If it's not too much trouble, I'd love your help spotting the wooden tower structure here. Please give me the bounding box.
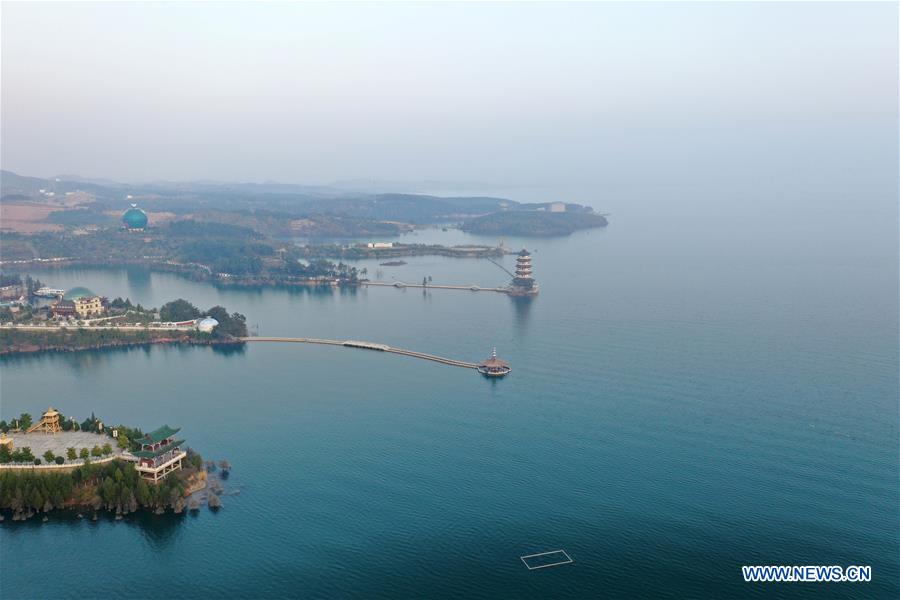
[27,407,62,434]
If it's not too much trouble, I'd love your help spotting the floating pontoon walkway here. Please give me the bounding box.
[240,337,478,369]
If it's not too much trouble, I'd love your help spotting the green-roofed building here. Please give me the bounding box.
[133,425,187,483]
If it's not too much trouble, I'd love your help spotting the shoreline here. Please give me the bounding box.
[0,332,243,357]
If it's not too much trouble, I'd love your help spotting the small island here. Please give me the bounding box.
[0,407,226,521]
[460,208,608,236]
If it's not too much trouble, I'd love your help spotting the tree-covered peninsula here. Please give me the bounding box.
[0,411,209,520]
[0,298,247,355]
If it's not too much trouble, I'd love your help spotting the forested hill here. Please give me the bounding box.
[460,211,609,236]
[1,170,607,237]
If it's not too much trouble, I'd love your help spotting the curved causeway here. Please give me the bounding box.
[240,337,479,369]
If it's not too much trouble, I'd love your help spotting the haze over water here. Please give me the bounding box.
[1,1,898,598]
[2,181,897,597]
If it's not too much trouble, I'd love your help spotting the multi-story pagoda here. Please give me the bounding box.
[508,249,538,295]
[133,425,187,483]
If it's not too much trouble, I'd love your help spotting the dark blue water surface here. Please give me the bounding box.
[1,190,897,598]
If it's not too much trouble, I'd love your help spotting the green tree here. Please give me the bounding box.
[79,447,90,459]
[55,456,65,465]
[0,445,10,464]
[43,450,55,463]
[19,447,34,462]
[67,447,77,461]
[91,445,103,457]
[102,443,113,456]
[18,413,32,430]
[159,299,200,322]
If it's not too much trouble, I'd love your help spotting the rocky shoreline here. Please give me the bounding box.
[0,457,235,522]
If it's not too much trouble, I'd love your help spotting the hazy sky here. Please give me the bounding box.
[1,1,896,189]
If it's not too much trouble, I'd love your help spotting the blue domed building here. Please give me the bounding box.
[123,204,148,230]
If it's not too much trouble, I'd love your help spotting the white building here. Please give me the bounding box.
[196,317,219,333]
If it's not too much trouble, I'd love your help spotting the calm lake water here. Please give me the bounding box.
[1,191,897,598]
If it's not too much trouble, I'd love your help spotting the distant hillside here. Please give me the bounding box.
[460,210,608,236]
[1,170,607,237]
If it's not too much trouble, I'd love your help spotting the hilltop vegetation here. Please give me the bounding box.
[0,223,362,283]
[1,170,608,238]
[460,210,609,236]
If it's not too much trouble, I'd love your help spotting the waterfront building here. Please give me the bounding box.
[51,299,77,318]
[122,203,148,230]
[549,202,566,213]
[477,348,512,377]
[195,317,219,333]
[73,296,105,318]
[27,407,62,434]
[0,284,23,300]
[133,425,187,483]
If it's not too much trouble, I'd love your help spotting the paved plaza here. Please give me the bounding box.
[7,430,123,458]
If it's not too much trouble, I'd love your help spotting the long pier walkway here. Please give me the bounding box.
[362,281,509,293]
[240,337,478,369]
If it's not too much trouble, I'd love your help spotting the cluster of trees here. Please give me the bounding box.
[0,327,156,353]
[0,456,201,516]
[110,424,145,452]
[0,273,22,287]
[0,442,113,466]
[0,273,44,295]
[159,299,201,322]
[159,299,247,338]
[459,210,609,236]
[1,412,35,432]
[1,446,34,464]
[204,306,248,338]
[277,257,363,282]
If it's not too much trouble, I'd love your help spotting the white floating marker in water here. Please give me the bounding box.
[520,550,574,570]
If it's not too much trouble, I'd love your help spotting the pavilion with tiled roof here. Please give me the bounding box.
[477,348,512,377]
[132,425,187,483]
